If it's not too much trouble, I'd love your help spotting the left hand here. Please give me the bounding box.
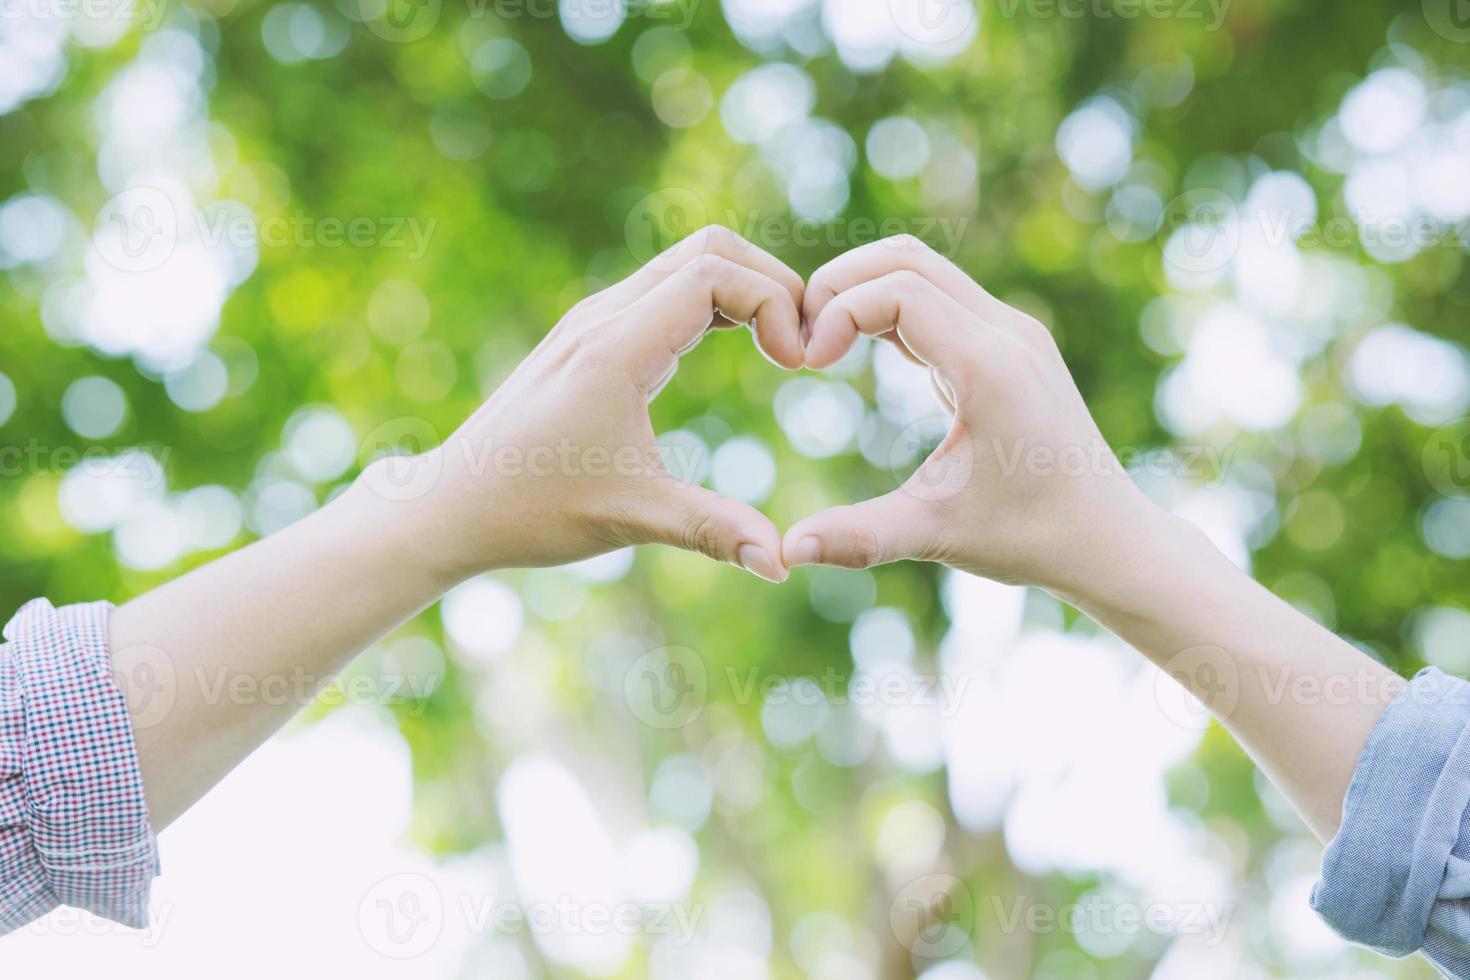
[369,226,806,585]
[782,236,1161,597]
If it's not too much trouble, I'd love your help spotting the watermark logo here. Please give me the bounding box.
[358,873,445,958]
[94,187,178,274]
[1424,0,1470,42]
[890,415,974,503]
[890,873,974,958]
[358,417,444,503]
[360,0,441,42]
[623,645,708,729]
[110,644,178,732]
[890,0,977,48]
[1154,645,1239,729]
[1424,418,1470,499]
[625,188,710,272]
[1158,188,1239,278]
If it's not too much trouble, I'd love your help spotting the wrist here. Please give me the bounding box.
[345,452,486,593]
[1047,501,1221,620]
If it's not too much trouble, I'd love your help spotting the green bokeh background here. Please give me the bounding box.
[2,0,1467,976]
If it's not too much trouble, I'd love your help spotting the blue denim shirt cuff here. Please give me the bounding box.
[1311,667,1470,962]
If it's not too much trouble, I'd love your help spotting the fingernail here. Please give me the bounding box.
[788,536,822,567]
[737,544,786,584]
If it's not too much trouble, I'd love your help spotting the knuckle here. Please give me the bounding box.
[848,521,884,569]
[684,252,730,281]
[890,233,928,255]
[562,294,603,326]
[681,509,725,561]
[1014,313,1053,344]
[888,268,930,295]
[697,224,739,252]
[563,324,611,364]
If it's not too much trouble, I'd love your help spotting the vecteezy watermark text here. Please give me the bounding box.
[992,0,1231,30]
[358,0,699,44]
[622,645,969,730]
[111,642,442,731]
[357,873,703,959]
[356,423,713,503]
[989,894,1234,946]
[1153,648,1441,731]
[1,0,169,30]
[0,441,173,481]
[888,874,1234,960]
[19,900,176,947]
[94,187,437,274]
[625,190,972,267]
[989,437,1235,485]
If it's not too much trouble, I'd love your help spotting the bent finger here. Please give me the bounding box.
[615,254,804,387]
[639,482,788,584]
[804,235,1011,328]
[804,270,1005,397]
[589,225,805,322]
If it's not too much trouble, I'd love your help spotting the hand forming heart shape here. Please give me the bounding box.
[379,225,1155,599]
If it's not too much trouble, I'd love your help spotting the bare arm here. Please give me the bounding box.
[785,235,1401,841]
[1055,509,1401,840]
[111,227,805,830]
[108,481,452,828]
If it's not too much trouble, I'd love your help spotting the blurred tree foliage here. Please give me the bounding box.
[1,0,1467,976]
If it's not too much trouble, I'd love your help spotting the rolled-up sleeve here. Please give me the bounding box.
[1312,666,1470,977]
[0,599,160,935]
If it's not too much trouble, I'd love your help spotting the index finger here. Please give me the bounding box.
[593,225,805,322]
[805,235,1011,329]
[614,254,804,389]
[805,270,1011,401]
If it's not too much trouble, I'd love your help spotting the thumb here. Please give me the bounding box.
[641,483,789,584]
[782,493,936,570]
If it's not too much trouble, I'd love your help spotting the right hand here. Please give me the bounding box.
[783,236,1165,597]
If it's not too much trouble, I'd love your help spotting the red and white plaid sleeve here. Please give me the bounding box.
[0,599,160,935]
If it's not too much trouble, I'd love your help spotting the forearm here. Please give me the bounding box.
[788,239,1407,843]
[104,232,804,833]
[1057,507,1404,841]
[108,477,456,829]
